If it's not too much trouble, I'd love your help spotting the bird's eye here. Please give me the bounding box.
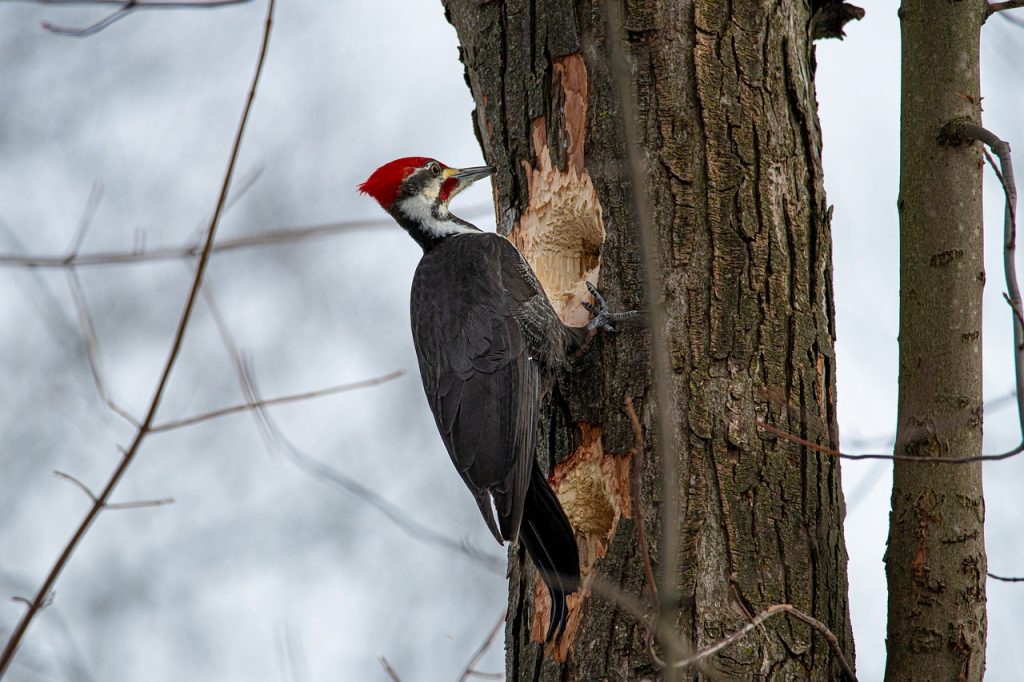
[429,163,442,176]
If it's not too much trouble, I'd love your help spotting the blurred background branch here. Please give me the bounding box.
[0,0,276,673]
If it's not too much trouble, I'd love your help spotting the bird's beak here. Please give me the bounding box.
[447,165,495,184]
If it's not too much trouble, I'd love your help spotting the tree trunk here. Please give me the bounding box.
[885,2,987,680]
[444,1,853,678]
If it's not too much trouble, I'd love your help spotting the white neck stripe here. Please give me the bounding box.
[396,195,477,238]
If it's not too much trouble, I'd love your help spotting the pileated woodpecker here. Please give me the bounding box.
[359,157,632,641]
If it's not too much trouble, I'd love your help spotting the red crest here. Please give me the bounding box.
[358,157,435,208]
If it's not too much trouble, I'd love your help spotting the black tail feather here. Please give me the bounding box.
[520,461,580,643]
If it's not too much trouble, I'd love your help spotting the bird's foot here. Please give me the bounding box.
[583,282,641,333]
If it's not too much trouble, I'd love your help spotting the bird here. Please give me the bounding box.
[358,156,635,641]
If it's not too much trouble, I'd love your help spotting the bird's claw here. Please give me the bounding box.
[584,281,640,333]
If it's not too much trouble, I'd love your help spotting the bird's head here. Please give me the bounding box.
[358,157,494,220]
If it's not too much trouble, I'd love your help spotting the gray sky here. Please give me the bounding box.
[1,1,1022,680]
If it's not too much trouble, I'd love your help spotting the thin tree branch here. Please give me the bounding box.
[54,467,174,509]
[939,122,1022,458]
[270,414,504,573]
[668,604,856,681]
[12,0,250,5]
[0,205,490,270]
[62,184,140,425]
[758,420,1024,463]
[998,10,1024,26]
[64,268,140,426]
[603,2,687,671]
[196,277,504,574]
[378,657,402,682]
[988,572,1024,583]
[0,1,275,674]
[66,182,103,257]
[0,218,387,268]
[51,470,98,503]
[457,610,506,681]
[42,5,135,36]
[103,497,175,510]
[988,1,1024,16]
[149,371,404,433]
[624,396,657,608]
[14,0,255,37]
[624,395,667,668]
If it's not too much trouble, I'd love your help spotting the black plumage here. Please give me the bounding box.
[411,232,583,640]
[360,158,591,642]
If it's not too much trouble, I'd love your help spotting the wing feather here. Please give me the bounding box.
[411,233,542,543]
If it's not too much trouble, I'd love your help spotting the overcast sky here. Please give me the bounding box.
[1,1,1022,680]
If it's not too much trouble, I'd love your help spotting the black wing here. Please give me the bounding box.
[410,232,544,544]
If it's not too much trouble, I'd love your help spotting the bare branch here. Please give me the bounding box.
[104,497,175,510]
[17,0,250,5]
[935,122,1021,462]
[378,656,402,682]
[16,0,256,37]
[149,371,404,433]
[998,10,1024,26]
[0,218,385,268]
[758,420,1024,463]
[457,610,506,682]
[669,603,856,680]
[52,470,98,503]
[602,3,687,670]
[0,1,276,673]
[42,6,135,36]
[988,572,1024,583]
[272,418,504,573]
[195,275,504,574]
[624,396,657,608]
[0,205,490,270]
[64,268,140,426]
[67,182,103,257]
[988,1,1024,16]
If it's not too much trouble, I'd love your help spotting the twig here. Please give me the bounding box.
[0,205,491,269]
[758,421,1024,463]
[55,468,173,509]
[378,656,402,682]
[998,10,1024,26]
[271,415,504,573]
[457,610,506,681]
[197,281,281,450]
[988,1,1024,16]
[0,1,276,674]
[24,0,255,37]
[624,396,665,667]
[769,123,1020,467]
[64,268,140,426]
[16,0,250,5]
[603,2,687,670]
[668,604,856,681]
[103,498,175,510]
[196,279,504,574]
[52,470,98,503]
[623,397,658,608]
[42,6,134,36]
[149,371,404,433]
[0,218,385,268]
[988,572,1024,583]
[940,122,1022,456]
[66,182,103,257]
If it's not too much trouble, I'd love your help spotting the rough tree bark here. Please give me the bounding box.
[444,1,854,678]
[885,1,987,680]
